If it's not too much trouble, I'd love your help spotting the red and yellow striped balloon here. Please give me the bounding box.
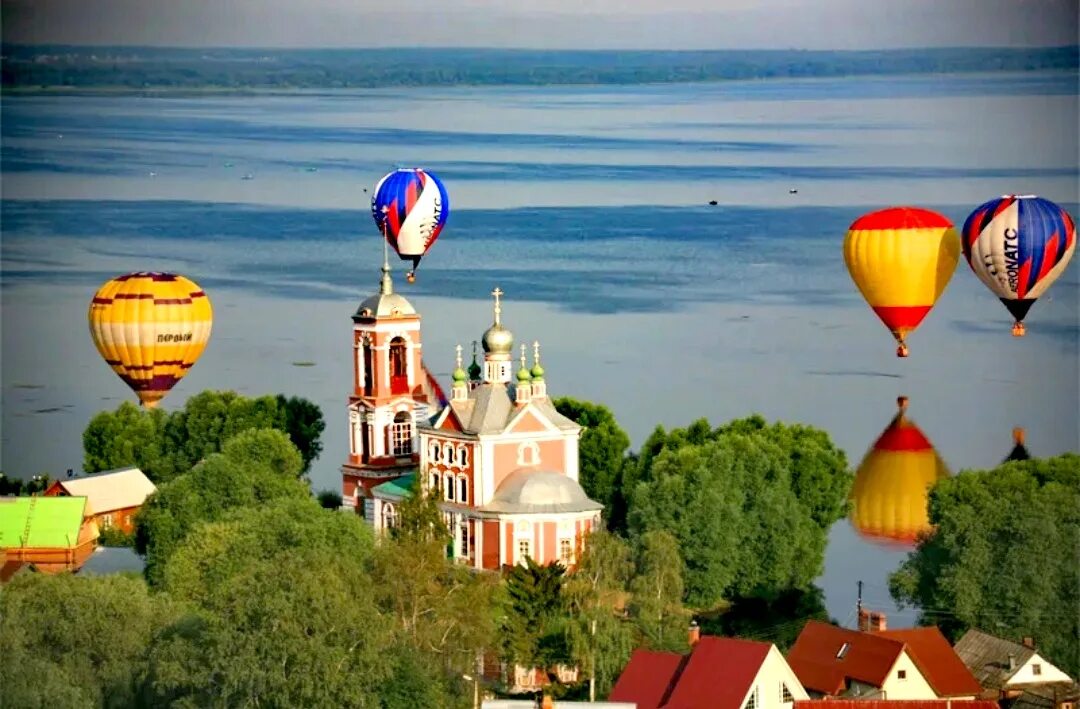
[849,397,950,548]
[88,272,213,408]
[843,207,960,357]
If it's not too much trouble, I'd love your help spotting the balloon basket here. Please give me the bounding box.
[896,344,909,358]
[1011,322,1025,337]
[406,272,416,284]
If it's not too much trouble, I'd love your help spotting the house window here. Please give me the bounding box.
[1032,664,1042,676]
[897,670,907,680]
[391,412,412,456]
[443,443,453,465]
[389,336,408,389]
[428,440,438,461]
[383,504,396,529]
[744,686,759,709]
[458,446,468,467]
[459,477,468,504]
[781,684,794,703]
[836,643,850,659]
[362,342,374,394]
[460,520,469,557]
[429,471,439,492]
[559,539,573,565]
[518,539,531,564]
[445,474,455,501]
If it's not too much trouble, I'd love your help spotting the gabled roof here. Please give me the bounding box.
[664,637,773,709]
[788,621,906,695]
[954,629,1038,690]
[877,628,983,697]
[0,496,91,548]
[608,649,686,709]
[443,383,579,436]
[58,467,156,514]
[609,637,775,709]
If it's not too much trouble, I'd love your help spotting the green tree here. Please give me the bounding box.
[135,428,310,586]
[0,572,180,709]
[553,397,631,526]
[563,530,636,700]
[700,586,831,651]
[146,500,390,708]
[629,530,690,652]
[317,489,344,509]
[83,401,171,480]
[503,557,571,675]
[162,390,283,474]
[276,394,326,475]
[628,431,826,608]
[890,454,1080,677]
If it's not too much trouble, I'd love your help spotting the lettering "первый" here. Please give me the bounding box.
[157,333,194,343]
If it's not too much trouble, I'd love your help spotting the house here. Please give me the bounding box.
[793,700,999,709]
[954,629,1074,699]
[787,620,940,700]
[44,466,156,533]
[609,631,809,709]
[873,628,983,698]
[0,496,99,580]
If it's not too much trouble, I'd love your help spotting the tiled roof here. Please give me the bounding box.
[787,621,905,695]
[60,467,156,514]
[664,637,772,709]
[609,637,774,709]
[877,628,983,697]
[608,649,685,709]
[954,629,1036,690]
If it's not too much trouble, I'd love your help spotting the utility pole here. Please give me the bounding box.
[856,580,863,629]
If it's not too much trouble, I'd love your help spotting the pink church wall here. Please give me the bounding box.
[492,439,567,491]
[544,522,556,565]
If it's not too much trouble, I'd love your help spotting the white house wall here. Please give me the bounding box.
[741,645,810,709]
[1007,654,1073,686]
[881,650,938,700]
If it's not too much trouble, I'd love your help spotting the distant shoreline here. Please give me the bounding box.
[3,44,1076,92]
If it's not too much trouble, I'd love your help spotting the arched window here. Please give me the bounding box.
[444,473,455,501]
[517,441,540,467]
[442,443,453,465]
[389,337,408,393]
[428,440,438,462]
[458,476,468,504]
[390,411,412,456]
[458,446,469,467]
[429,470,440,492]
[383,503,396,529]
[362,341,374,394]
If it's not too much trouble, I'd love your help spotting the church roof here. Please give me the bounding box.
[480,469,602,514]
[372,473,416,501]
[353,291,416,320]
[445,383,579,436]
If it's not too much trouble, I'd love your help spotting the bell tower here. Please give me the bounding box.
[341,259,430,521]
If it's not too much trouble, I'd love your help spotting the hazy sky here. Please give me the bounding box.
[2,0,1078,49]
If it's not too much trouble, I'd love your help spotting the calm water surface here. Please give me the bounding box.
[2,72,1077,625]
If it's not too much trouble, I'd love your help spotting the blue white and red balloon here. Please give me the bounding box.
[371,168,449,283]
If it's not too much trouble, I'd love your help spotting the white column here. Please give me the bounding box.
[475,518,484,570]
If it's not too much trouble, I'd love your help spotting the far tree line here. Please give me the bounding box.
[1,389,1075,707]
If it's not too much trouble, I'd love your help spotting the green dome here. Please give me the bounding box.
[452,367,468,383]
[530,364,545,380]
[516,366,532,382]
[467,358,482,380]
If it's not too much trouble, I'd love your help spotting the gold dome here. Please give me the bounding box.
[481,286,513,355]
[482,323,513,354]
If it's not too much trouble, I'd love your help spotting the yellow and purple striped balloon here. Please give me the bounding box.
[88,272,213,408]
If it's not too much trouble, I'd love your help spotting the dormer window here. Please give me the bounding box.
[837,643,850,659]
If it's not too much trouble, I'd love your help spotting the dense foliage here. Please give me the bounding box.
[890,454,1080,677]
[553,397,631,526]
[83,391,325,482]
[626,416,851,608]
[3,45,1077,90]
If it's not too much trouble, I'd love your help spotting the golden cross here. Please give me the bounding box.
[492,287,504,325]
[455,344,463,370]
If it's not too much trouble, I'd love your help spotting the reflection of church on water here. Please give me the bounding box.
[340,259,602,571]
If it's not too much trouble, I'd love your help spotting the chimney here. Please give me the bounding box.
[1008,654,1017,671]
[871,611,887,632]
[858,608,870,632]
[689,620,701,647]
[1022,636,1035,649]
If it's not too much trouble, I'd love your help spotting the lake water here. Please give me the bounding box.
[2,72,1077,626]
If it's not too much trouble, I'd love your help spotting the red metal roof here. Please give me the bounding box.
[664,637,773,709]
[795,700,1000,709]
[876,628,983,697]
[787,621,906,695]
[609,649,685,709]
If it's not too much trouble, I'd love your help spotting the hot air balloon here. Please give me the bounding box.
[371,168,449,283]
[849,396,950,548]
[88,272,213,408]
[1003,427,1031,463]
[961,195,1075,337]
[843,207,960,357]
